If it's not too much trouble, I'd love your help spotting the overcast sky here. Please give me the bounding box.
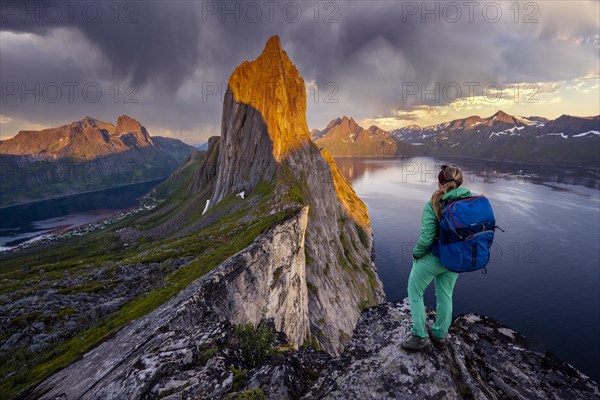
[1,0,598,144]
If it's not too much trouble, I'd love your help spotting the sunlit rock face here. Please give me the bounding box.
[211,36,311,205]
[208,35,384,354]
[0,114,194,207]
[313,116,403,157]
[0,115,157,159]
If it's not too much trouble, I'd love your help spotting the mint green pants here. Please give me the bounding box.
[407,252,459,338]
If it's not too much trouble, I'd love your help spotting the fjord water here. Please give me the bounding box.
[335,156,600,382]
[0,178,164,249]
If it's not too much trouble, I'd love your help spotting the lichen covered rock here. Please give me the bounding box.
[303,300,600,400]
[27,207,311,400]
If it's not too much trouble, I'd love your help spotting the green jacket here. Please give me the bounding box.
[412,187,472,259]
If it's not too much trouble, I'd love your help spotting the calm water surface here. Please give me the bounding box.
[0,179,164,249]
[1,159,598,380]
[336,156,600,382]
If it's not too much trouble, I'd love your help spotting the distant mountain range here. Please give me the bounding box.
[312,116,415,157]
[312,111,600,166]
[0,115,195,207]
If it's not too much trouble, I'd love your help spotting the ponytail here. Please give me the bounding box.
[431,165,463,220]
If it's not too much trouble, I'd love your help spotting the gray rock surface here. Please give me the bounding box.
[26,207,310,400]
[29,291,600,400]
[210,87,278,206]
[205,35,385,356]
[285,142,386,355]
[303,300,600,400]
[0,259,187,356]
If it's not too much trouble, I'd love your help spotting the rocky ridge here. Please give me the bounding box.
[303,300,600,400]
[311,111,599,165]
[205,35,385,354]
[25,285,600,399]
[392,111,600,165]
[26,208,311,399]
[0,115,195,207]
[0,115,161,159]
[312,116,413,157]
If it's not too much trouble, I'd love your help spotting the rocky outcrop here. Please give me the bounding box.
[205,35,384,355]
[210,36,311,205]
[26,207,311,400]
[227,36,311,162]
[189,136,221,195]
[208,206,310,348]
[304,300,600,400]
[280,141,385,355]
[113,114,153,147]
[29,292,600,399]
[320,148,370,228]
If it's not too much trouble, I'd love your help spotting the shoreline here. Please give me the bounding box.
[0,202,155,255]
[332,154,600,171]
[0,177,166,210]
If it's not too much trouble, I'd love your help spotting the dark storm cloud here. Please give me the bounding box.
[1,1,598,142]
[1,0,201,91]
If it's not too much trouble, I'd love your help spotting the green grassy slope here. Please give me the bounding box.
[0,151,294,398]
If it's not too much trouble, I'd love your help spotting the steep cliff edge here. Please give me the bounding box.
[304,300,600,400]
[207,35,384,354]
[27,208,311,399]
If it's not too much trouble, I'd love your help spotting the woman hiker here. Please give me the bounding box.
[401,164,471,353]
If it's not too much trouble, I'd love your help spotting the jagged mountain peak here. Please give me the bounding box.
[341,115,359,126]
[492,110,510,118]
[314,116,407,157]
[324,116,364,133]
[204,36,384,355]
[210,35,313,204]
[0,115,163,159]
[114,114,153,146]
[226,35,310,162]
[326,117,343,129]
[367,125,387,135]
[489,110,518,124]
[70,115,114,132]
[115,114,143,133]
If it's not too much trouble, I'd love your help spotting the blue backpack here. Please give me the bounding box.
[430,195,502,273]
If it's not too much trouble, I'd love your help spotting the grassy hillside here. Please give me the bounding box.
[0,150,295,398]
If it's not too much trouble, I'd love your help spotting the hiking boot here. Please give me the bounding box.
[430,334,448,350]
[427,327,449,350]
[401,334,432,353]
